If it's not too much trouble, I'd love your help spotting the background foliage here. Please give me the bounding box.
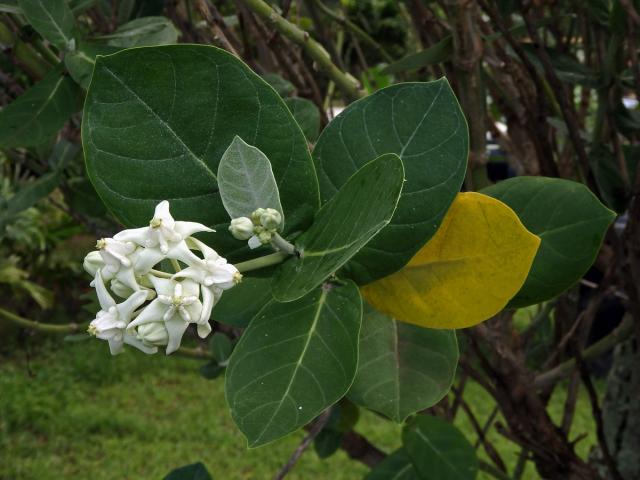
[1,1,639,479]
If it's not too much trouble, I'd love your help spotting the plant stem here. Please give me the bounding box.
[0,306,88,334]
[235,252,289,273]
[149,269,173,279]
[176,346,213,359]
[239,0,364,100]
[310,0,393,64]
[270,233,298,256]
[170,259,181,272]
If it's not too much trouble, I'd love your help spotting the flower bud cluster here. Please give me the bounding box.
[83,201,241,356]
[228,207,282,249]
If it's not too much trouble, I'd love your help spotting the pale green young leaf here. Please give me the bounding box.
[217,136,283,223]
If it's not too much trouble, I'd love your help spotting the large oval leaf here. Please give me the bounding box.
[348,306,458,423]
[18,0,75,51]
[83,45,318,253]
[272,153,404,302]
[362,192,540,329]
[225,280,362,447]
[483,177,616,307]
[0,65,81,148]
[313,79,468,284]
[403,416,478,480]
[365,449,420,480]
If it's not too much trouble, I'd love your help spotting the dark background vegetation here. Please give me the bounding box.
[1,1,639,479]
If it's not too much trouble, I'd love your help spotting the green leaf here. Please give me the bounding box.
[0,1,21,14]
[483,177,615,308]
[210,333,232,363]
[314,428,343,459]
[284,97,320,142]
[365,449,420,480]
[589,144,630,213]
[348,306,458,423]
[164,462,212,480]
[96,16,179,47]
[18,0,75,51]
[0,65,81,148]
[382,37,453,75]
[272,153,404,302]
[64,42,118,89]
[225,280,362,447]
[313,79,468,284]
[403,416,478,480]
[262,73,295,97]
[217,136,283,223]
[83,45,319,256]
[213,276,273,328]
[0,172,60,230]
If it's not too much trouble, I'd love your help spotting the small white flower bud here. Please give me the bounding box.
[83,251,104,276]
[260,208,282,230]
[229,217,254,240]
[110,279,134,299]
[251,208,267,225]
[137,322,169,347]
[258,229,273,244]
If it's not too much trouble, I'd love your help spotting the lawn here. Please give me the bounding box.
[0,339,598,480]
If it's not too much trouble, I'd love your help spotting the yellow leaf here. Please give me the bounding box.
[361,192,540,329]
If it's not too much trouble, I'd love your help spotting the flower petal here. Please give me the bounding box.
[116,290,148,321]
[165,318,189,354]
[124,334,158,355]
[175,221,214,238]
[128,300,167,328]
[94,271,116,310]
[197,321,212,338]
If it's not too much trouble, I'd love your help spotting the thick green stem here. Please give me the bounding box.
[0,306,87,334]
[239,0,364,100]
[235,252,289,273]
[270,233,297,256]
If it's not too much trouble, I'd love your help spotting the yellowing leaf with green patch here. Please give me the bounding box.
[362,192,540,329]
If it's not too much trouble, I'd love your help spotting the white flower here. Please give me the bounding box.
[115,201,213,253]
[136,321,169,347]
[175,238,241,323]
[114,201,213,273]
[229,217,254,240]
[83,251,103,276]
[96,237,136,272]
[87,271,156,356]
[128,277,205,354]
[88,238,142,292]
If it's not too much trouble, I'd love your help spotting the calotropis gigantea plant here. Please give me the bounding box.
[81,44,614,473]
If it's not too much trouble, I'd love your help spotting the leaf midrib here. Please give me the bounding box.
[251,289,328,445]
[101,64,218,183]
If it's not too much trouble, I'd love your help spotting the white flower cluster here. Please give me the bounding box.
[229,207,282,249]
[83,201,241,356]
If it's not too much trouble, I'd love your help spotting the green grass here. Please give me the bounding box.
[0,340,599,480]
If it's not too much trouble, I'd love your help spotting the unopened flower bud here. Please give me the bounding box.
[83,251,105,276]
[258,229,272,244]
[229,217,254,240]
[137,322,169,347]
[251,208,267,225]
[110,279,134,299]
[260,208,282,230]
